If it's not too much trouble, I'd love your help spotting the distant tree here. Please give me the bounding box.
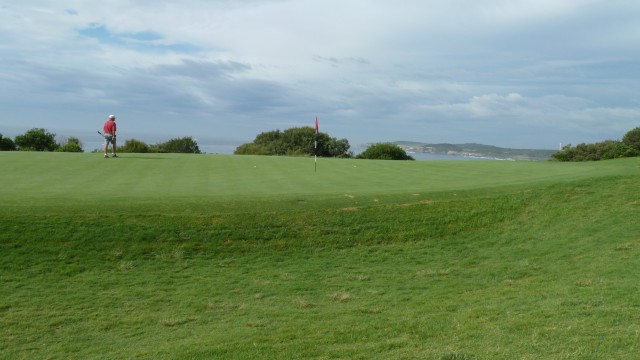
[119,139,150,153]
[57,136,84,152]
[155,137,201,154]
[235,127,352,157]
[0,133,16,151]
[622,127,640,153]
[356,143,415,160]
[14,128,59,151]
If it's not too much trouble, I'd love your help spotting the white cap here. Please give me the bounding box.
[108,114,116,119]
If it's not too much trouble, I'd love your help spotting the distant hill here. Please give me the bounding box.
[392,141,557,161]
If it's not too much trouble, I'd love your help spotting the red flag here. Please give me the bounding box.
[315,116,318,134]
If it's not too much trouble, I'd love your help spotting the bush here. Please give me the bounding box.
[14,128,59,151]
[551,140,637,161]
[234,143,271,155]
[154,137,201,154]
[235,127,352,157]
[57,137,84,152]
[118,139,150,153]
[115,137,202,154]
[0,133,16,151]
[356,143,415,160]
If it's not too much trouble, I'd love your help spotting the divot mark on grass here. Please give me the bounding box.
[416,269,450,277]
[117,261,135,271]
[160,317,196,327]
[441,353,477,360]
[615,243,633,251]
[294,298,315,309]
[330,292,352,302]
[347,273,370,281]
[110,249,123,260]
[361,307,384,314]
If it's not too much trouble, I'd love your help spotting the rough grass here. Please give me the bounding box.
[1,153,640,359]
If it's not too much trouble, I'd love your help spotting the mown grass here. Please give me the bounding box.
[1,153,640,359]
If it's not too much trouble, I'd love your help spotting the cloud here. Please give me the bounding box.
[153,59,251,80]
[313,55,370,67]
[1,1,640,151]
[403,92,640,147]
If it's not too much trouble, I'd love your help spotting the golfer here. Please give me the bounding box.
[103,114,117,158]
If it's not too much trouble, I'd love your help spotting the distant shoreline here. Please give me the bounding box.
[360,142,557,161]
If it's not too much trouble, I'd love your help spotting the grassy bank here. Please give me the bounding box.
[1,153,639,359]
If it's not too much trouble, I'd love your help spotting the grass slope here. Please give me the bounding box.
[1,153,640,359]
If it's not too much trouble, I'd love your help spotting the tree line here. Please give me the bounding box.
[0,128,201,154]
[551,127,640,161]
[0,126,419,160]
[117,137,201,154]
[234,126,414,160]
[0,128,82,152]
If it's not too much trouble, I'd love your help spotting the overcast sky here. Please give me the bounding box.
[2,1,639,151]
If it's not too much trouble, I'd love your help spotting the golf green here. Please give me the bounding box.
[2,152,636,205]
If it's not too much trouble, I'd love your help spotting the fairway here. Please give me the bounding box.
[2,153,640,359]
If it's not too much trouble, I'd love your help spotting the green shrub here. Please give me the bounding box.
[233,143,271,155]
[155,136,201,154]
[57,137,84,152]
[235,127,352,157]
[0,133,16,151]
[14,128,59,151]
[551,140,637,161]
[356,143,415,160]
[118,139,150,153]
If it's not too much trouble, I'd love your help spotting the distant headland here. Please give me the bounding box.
[362,142,557,161]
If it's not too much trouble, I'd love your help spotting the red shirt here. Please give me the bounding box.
[103,119,116,135]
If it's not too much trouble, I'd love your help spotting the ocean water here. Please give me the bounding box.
[408,152,491,161]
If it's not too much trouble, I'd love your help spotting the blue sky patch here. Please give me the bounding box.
[78,24,199,54]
